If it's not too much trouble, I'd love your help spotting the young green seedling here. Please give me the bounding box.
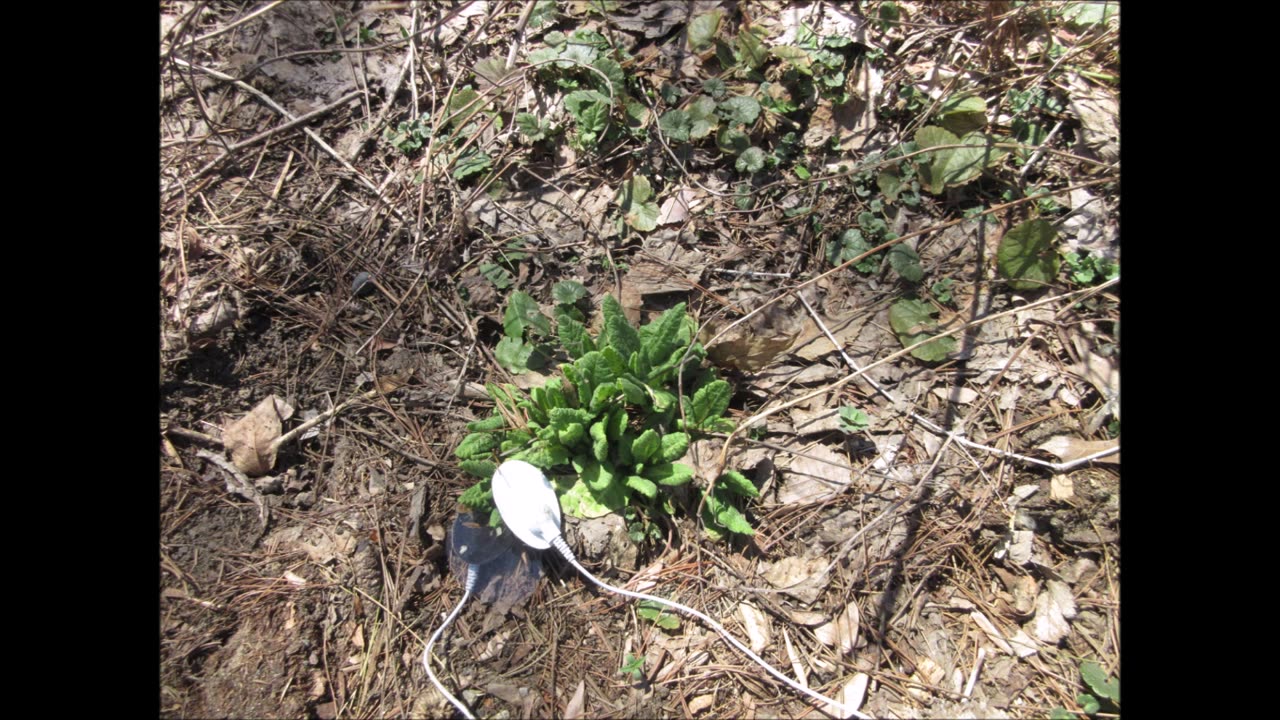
[489,460,865,718]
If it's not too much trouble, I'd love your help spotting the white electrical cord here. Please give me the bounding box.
[423,565,479,720]
[549,535,867,719]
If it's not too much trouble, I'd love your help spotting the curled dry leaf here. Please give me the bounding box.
[223,395,294,477]
[814,600,861,656]
[737,602,771,654]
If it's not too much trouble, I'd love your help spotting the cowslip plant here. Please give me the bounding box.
[456,291,758,539]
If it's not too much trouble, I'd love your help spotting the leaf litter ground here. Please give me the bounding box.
[161,2,1119,718]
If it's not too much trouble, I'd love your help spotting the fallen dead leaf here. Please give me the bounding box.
[563,679,586,720]
[687,694,716,714]
[1050,474,1074,501]
[760,556,828,604]
[786,609,828,626]
[781,628,808,688]
[657,187,701,226]
[776,443,852,505]
[223,395,294,476]
[969,610,1014,655]
[1026,580,1076,644]
[790,397,844,435]
[824,673,870,719]
[738,602,771,654]
[1036,435,1120,465]
[931,387,979,405]
[815,600,861,656]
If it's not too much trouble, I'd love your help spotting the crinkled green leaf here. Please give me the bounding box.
[458,479,493,508]
[601,298,642,361]
[557,474,624,518]
[558,314,595,359]
[549,407,594,429]
[515,112,547,141]
[998,219,1060,291]
[467,415,506,432]
[645,462,694,486]
[687,10,723,52]
[558,422,586,447]
[513,440,570,469]
[717,469,758,498]
[715,501,754,535]
[455,432,497,459]
[914,125,1008,193]
[582,459,616,492]
[631,429,660,463]
[606,407,628,441]
[691,379,731,426]
[659,432,689,463]
[625,474,658,499]
[459,459,496,479]
[590,382,620,413]
[590,420,609,462]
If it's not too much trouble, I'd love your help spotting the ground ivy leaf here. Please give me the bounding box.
[718,95,761,126]
[736,146,766,174]
[888,244,924,282]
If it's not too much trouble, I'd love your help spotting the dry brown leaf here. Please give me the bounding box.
[1036,435,1120,465]
[657,187,701,225]
[969,610,1014,655]
[790,398,844,435]
[815,600,861,656]
[737,602,771,654]
[687,694,716,714]
[824,673,870,718]
[223,395,294,476]
[776,443,852,506]
[563,679,586,720]
[780,628,808,688]
[760,556,828,604]
[1050,474,1074,501]
[931,387,979,405]
[786,609,828,626]
[1026,580,1076,644]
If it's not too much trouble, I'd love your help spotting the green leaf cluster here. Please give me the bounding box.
[457,291,756,539]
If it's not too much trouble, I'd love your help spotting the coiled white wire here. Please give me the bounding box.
[549,535,867,719]
[422,565,479,720]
